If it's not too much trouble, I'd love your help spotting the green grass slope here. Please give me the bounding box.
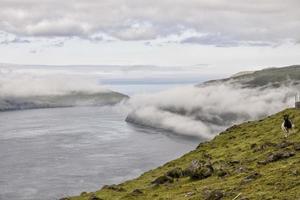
[67,108,300,200]
[203,65,300,88]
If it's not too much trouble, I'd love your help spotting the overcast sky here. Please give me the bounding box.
[0,0,300,74]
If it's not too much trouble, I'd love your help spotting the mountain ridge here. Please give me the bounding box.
[201,65,300,88]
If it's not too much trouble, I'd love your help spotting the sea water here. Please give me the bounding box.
[0,84,200,200]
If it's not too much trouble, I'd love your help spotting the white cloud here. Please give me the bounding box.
[0,0,299,46]
[0,68,109,97]
[126,83,296,138]
[24,19,90,37]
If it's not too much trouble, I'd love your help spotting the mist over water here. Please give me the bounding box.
[0,68,128,111]
[126,83,296,139]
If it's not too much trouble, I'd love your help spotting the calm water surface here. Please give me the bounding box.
[0,106,199,200]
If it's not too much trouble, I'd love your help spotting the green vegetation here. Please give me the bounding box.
[203,65,300,88]
[66,108,300,200]
[237,65,300,87]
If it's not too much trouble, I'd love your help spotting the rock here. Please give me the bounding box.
[131,189,143,196]
[293,143,300,151]
[183,160,203,176]
[189,166,213,180]
[243,172,261,183]
[59,198,71,200]
[276,141,293,149]
[253,145,266,152]
[184,191,196,197]
[204,190,224,200]
[253,142,276,152]
[269,151,295,161]
[235,166,250,173]
[166,167,184,178]
[258,151,295,165]
[184,160,214,180]
[151,175,173,185]
[101,184,126,192]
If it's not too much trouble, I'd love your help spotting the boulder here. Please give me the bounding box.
[276,141,293,149]
[243,172,262,183]
[189,166,213,180]
[204,190,224,200]
[183,160,203,176]
[184,160,214,180]
[268,151,295,162]
[151,175,173,185]
[235,166,250,174]
[258,151,295,165]
[253,142,276,152]
[184,191,196,197]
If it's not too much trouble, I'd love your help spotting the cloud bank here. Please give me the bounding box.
[0,0,300,46]
[126,83,296,139]
[0,63,218,86]
[0,69,109,97]
[0,67,128,111]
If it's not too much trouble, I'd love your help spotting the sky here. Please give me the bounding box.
[1,0,300,74]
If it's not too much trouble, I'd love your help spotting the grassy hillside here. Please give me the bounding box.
[65,108,300,200]
[203,65,300,88]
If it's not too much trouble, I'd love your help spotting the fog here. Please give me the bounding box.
[1,64,297,139]
[126,82,296,139]
[0,70,109,97]
[0,68,127,111]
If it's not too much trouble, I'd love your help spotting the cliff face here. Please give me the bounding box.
[69,108,300,200]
